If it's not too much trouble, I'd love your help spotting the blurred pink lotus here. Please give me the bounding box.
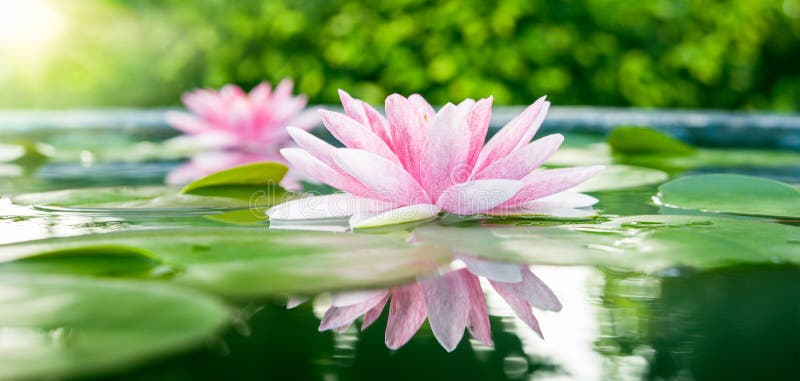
[164,80,317,188]
[166,80,318,153]
[268,91,602,229]
[298,258,560,352]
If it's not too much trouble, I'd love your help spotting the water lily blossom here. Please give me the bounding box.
[166,79,318,152]
[297,260,561,352]
[268,91,603,229]
[164,80,317,188]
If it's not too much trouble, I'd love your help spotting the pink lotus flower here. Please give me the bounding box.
[296,258,560,352]
[164,80,317,189]
[268,91,603,229]
[166,80,318,153]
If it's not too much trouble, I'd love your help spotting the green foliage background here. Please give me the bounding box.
[2,0,800,109]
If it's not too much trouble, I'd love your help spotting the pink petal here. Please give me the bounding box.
[334,148,429,206]
[220,84,246,99]
[459,254,522,283]
[420,269,471,352]
[408,94,436,122]
[362,294,389,331]
[226,97,253,133]
[266,193,394,220]
[499,166,604,208]
[332,290,388,307]
[363,104,392,144]
[466,97,493,170]
[286,108,321,131]
[419,103,472,199]
[319,291,389,331]
[338,89,368,125]
[182,90,224,120]
[386,283,427,349]
[436,179,522,215]
[286,127,340,167]
[493,268,562,312]
[472,96,550,175]
[490,280,543,338]
[385,94,427,180]
[248,82,272,105]
[488,191,599,218]
[271,96,308,126]
[272,79,295,104]
[339,89,391,144]
[280,148,371,196]
[475,134,564,180]
[165,112,213,135]
[463,271,493,347]
[319,109,399,163]
[350,204,441,229]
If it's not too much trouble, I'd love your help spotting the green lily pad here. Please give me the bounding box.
[181,161,288,195]
[607,127,695,156]
[0,245,165,278]
[0,228,452,297]
[11,185,289,211]
[0,275,228,380]
[204,209,270,225]
[621,149,800,172]
[11,186,168,208]
[572,165,669,192]
[656,174,800,218]
[413,215,800,273]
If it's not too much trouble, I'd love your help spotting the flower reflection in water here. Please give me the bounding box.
[293,256,561,352]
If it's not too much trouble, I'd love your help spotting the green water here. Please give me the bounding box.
[1,129,799,381]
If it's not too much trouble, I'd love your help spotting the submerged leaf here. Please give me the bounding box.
[0,244,163,278]
[657,174,800,218]
[0,275,228,380]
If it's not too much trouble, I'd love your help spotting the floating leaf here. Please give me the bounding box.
[181,161,288,194]
[204,208,269,225]
[607,127,694,156]
[11,186,168,208]
[621,149,800,172]
[0,275,228,380]
[573,165,669,192]
[656,174,800,218]
[0,244,163,277]
[0,228,452,297]
[413,215,800,273]
[11,185,289,212]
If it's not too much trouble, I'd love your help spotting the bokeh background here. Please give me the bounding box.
[2,0,800,109]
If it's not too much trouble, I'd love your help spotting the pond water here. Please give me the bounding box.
[1,124,799,381]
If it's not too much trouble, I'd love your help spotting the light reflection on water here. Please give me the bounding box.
[0,198,130,244]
